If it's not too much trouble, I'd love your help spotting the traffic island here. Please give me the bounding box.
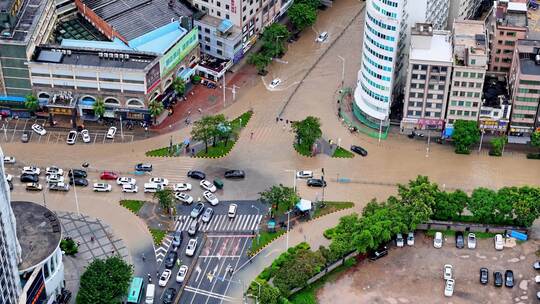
[146,145,184,157]
[332,146,354,158]
[119,200,144,214]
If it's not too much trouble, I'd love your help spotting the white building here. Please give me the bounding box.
[448,0,483,29]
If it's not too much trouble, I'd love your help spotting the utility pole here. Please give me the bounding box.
[222,72,226,108]
[478,129,485,152]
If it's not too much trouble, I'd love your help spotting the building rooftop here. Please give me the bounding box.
[515,39,540,75]
[11,201,61,271]
[482,75,509,107]
[196,14,242,39]
[80,0,192,41]
[0,0,48,43]
[410,31,452,63]
[53,15,108,44]
[527,3,540,33]
[453,20,487,53]
[519,58,540,75]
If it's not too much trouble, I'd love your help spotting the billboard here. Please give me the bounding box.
[160,28,199,76]
[145,62,161,93]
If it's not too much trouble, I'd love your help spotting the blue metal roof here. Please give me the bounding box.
[218,19,233,33]
[0,96,26,103]
[61,38,132,51]
[128,21,187,54]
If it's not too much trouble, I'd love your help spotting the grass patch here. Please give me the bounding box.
[231,110,253,128]
[332,146,354,158]
[146,145,184,157]
[149,228,167,246]
[473,232,497,239]
[294,143,312,157]
[249,229,286,255]
[120,200,144,214]
[314,201,354,218]
[425,230,496,239]
[196,140,235,157]
[288,258,357,304]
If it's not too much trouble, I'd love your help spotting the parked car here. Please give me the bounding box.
[480,267,489,284]
[117,177,136,185]
[20,173,38,183]
[93,183,112,192]
[203,191,219,206]
[164,252,178,269]
[494,234,504,251]
[315,31,328,42]
[173,183,192,192]
[187,221,199,236]
[81,129,91,143]
[467,233,477,249]
[46,166,63,176]
[185,238,198,256]
[176,265,189,283]
[22,166,41,175]
[21,131,29,143]
[202,207,214,223]
[31,123,46,135]
[444,279,455,297]
[68,169,87,178]
[26,183,42,191]
[135,163,153,172]
[66,130,77,145]
[433,232,443,248]
[350,145,368,156]
[368,245,388,261]
[106,126,117,139]
[296,170,313,179]
[224,170,245,179]
[407,232,415,246]
[158,270,172,287]
[187,170,206,180]
[190,203,205,218]
[443,264,453,280]
[455,231,464,249]
[46,174,64,184]
[143,182,163,193]
[269,78,282,89]
[395,233,404,247]
[175,192,193,204]
[200,179,217,192]
[228,203,238,218]
[494,271,503,287]
[149,177,168,186]
[122,184,138,193]
[307,178,326,187]
[505,270,514,288]
[3,156,15,164]
[69,178,88,187]
[49,182,70,191]
[100,171,119,180]
[162,288,176,304]
[172,231,183,248]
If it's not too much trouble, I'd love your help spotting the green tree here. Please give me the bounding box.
[395,176,438,229]
[288,3,317,32]
[259,184,299,214]
[272,247,326,295]
[511,186,540,227]
[468,188,499,224]
[60,237,78,255]
[93,97,105,118]
[292,116,322,152]
[261,23,290,58]
[153,189,174,213]
[191,115,216,153]
[24,94,39,113]
[432,190,469,221]
[76,256,133,304]
[248,52,272,75]
[211,114,227,147]
[531,130,540,150]
[489,136,506,156]
[172,77,186,97]
[452,120,480,154]
[258,280,281,304]
[147,99,164,124]
[295,0,320,9]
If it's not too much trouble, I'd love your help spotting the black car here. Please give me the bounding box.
[69,178,88,187]
[162,287,177,304]
[494,271,503,287]
[504,270,514,288]
[351,145,368,156]
[20,173,38,183]
[368,245,388,261]
[187,170,206,180]
[135,163,153,172]
[455,231,464,249]
[68,169,87,178]
[307,178,326,187]
[224,170,245,179]
[480,267,489,284]
[164,251,178,269]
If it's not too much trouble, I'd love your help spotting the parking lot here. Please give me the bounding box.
[317,233,539,304]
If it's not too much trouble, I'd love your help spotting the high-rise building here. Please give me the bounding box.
[447,0,483,29]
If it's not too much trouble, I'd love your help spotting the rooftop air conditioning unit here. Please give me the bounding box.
[125,54,129,60]
[67,50,72,56]
[103,53,108,58]
[119,54,124,59]
[114,53,119,59]
[98,52,103,57]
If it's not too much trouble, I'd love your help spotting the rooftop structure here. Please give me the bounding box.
[453,20,488,64]
[0,0,48,42]
[409,24,452,63]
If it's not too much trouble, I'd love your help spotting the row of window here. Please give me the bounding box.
[366,23,395,42]
[363,42,393,62]
[363,53,392,72]
[409,92,444,100]
[512,113,536,119]
[454,71,484,79]
[449,100,479,108]
[453,81,482,89]
[518,88,540,94]
[365,31,394,52]
[449,110,478,117]
[407,110,442,118]
[516,96,539,103]
[379,0,398,8]
[514,105,538,111]
[361,82,389,103]
[366,11,396,31]
[519,80,540,86]
[451,90,481,98]
[362,71,389,92]
[373,2,397,18]
[412,65,448,73]
[408,101,443,109]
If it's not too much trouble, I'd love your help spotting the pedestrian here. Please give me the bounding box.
[77,241,81,247]
[276,117,279,123]
[282,125,286,132]
[156,271,160,278]
[90,236,95,242]
[250,131,254,139]
[198,108,202,113]
[286,119,289,124]
[142,253,146,262]
[111,249,115,255]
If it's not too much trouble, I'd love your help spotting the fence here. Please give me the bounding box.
[416,220,528,235]
[338,88,389,140]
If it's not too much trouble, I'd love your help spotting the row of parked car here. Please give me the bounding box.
[432,231,504,251]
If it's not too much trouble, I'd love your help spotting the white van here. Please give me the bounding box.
[145,283,155,304]
[144,182,163,193]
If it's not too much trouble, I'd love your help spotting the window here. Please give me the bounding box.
[470,72,476,78]
[472,102,478,107]
[467,92,473,97]
[457,110,463,115]
[434,112,441,117]
[474,92,480,98]
[217,41,223,46]
[450,100,457,106]
[217,49,223,55]
[476,83,482,88]
[477,73,483,79]
[455,71,461,77]
[454,81,459,86]
[471,111,477,116]
[465,101,471,107]
[450,110,455,115]
[204,28,210,33]
[226,4,229,9]
[217,1,221,6]
[198,25,202,31]
[204,36,210,42]
[464,111,470,116]
[226,14,230,19]
[458,101,464,106]
[217,11,221,16]
[205,45,210,51]
[426,103,432,108]
[462,72,469,77]
[471,59,476,65]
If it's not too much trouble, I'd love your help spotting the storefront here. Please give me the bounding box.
[479,119,508,134]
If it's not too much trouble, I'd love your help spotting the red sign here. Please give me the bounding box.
[231,0,236,13]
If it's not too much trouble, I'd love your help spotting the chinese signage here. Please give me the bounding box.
[160,28,199,76]
[145,62,161,93]
[479,119,508,131]
[231,0,236,13]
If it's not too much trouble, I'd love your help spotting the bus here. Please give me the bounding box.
[127,277,144,303]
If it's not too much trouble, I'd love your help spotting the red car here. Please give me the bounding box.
[100,171,118,180]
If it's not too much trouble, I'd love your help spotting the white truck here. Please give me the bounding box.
[49,182,70,191]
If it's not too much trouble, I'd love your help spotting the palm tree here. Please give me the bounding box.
[24,94,39,113]
[148,99,164,124]
[93,97,105,118]
[172,77,186,97]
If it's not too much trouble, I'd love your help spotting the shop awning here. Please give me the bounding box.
[177,68,195,81]
[296,199,312,212]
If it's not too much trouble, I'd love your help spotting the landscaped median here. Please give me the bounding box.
[146,145,184,157]
[332,146,354,158]
[149,228,167,246]
[119,200,144,214]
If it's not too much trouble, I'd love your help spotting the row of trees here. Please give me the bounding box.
[452,119,509,156]
[190,114,237,153]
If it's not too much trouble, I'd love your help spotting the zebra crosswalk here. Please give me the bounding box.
[175,214,263,233]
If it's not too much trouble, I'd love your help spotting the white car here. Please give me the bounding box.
[22,166,41,175]
[176,265,189,283]
[467,233,476,249]
[200,180,216,192]
[93,183,112,192]
[494,234,504,251]
[5,174,13,182]
[269,78,282,89]
[158,269,172,287]
[106,126,117,139]
[535,275,540,284]
[149,177,168,186]
[186,238,198,256]
[46,167,63,176]
[46,174,64,184]
[407,232,415,246]
[81,129,91,143]
[173,183,192,192]
[444,279,455,297]
[116,177,136,185]
[31,124,46,136]
[228,203,237,218]
[396,233,404,247]
[296,170,313,179]
[203,190,219,206]
[434,232,443,248]
[175,192,194,204]
[66,130,77,145]
[443,264,453,280]
[122,184,138,193]
[3,156,15,164]
[315,31,328,42]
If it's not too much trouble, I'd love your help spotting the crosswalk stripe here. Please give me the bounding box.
[181,217,193,231]
[216,216,228,231]
[237,215,247,230]
[241,214,252,231]
[233,215,244,231]
[225,217,234,230]
[250,215,262,231]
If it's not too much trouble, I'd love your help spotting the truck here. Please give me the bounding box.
[49,182,70,191]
